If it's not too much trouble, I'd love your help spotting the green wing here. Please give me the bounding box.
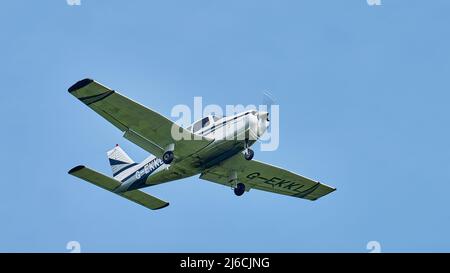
[200,154,336,201]
[68,79,212,159]
[68,165,169,210]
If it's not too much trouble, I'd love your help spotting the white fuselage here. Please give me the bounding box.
[191,110,269,141]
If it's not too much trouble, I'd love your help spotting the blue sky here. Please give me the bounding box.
[1,0,450,252]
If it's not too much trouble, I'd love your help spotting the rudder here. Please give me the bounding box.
[107,145,138,178]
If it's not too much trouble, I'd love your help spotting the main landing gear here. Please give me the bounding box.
[162,143,175,164]
[230,171,246,197]
[162,151,174,164]
[243,139,254,161]
[234,182,246,196]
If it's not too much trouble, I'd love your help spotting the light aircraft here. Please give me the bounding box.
[68,79,336,210]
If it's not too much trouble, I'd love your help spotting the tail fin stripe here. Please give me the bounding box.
[113,162,138,177]
[109,158,131,166]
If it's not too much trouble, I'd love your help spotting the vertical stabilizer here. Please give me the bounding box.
[107,145,137,179]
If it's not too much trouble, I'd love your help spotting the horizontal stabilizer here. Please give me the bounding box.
[68,165,169,210]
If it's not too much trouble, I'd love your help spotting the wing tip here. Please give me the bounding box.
[154,202,170,210]
[308,185,337,201]
[68,165,85,174]
[68,78,94,93]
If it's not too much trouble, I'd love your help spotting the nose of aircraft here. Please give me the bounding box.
[256,111,270,137]
[257,111,269,122]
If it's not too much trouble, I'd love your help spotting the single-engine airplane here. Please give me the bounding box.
[68,79,336,210]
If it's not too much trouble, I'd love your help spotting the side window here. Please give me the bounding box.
[193,117,210,133]
[202,117,210,128]
[193,121,202,132]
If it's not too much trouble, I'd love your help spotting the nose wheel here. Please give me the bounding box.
[234,183,246,196]
[243,139,254,161]
[244,149,254,161]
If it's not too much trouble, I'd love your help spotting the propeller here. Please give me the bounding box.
[254,90,278,142]
[261,90,277,122]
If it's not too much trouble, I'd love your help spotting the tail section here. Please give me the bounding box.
[107,145,138,178]
[68,165,169,210]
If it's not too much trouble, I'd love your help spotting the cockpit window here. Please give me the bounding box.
[192,117,210,132]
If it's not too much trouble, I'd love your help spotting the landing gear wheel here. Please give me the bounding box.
[162,151,174,164]
[234,183,246,196]
[244,148,254,161]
